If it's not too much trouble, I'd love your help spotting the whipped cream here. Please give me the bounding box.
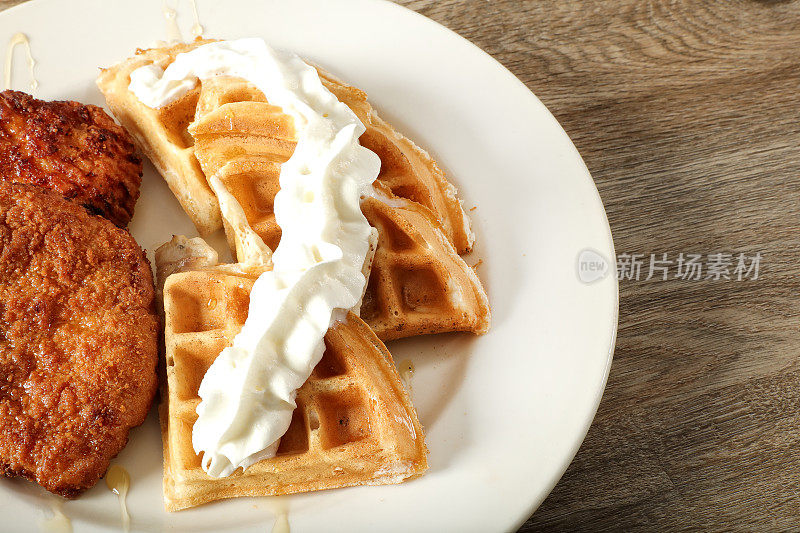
[130,38,380,477]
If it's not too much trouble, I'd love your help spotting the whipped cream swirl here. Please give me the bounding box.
[130,38,380,477]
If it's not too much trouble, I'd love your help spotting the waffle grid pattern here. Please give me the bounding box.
[97,40,475,249]
[360,195,490,340]
[161,269,427,511]
[188,76,490,341]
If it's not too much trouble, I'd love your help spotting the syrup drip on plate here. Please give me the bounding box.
[162,0,204,42]
[188,0,204,38]
[38,498,71,533]
[4,32,37,91]
[105,464,131,533]
[266,497,290,533]
[161,2,181,42]
[272,511,290,533]
[398,359,415,392]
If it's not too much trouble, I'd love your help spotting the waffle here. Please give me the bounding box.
[190,77,490,340]
[324,72,474,253]
[96,42,222,236]
[360,186,490,340]
[97,39,474,249]
[160,263,428,511]
[189,75,292,255]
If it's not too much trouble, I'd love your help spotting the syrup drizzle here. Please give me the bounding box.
[398,359,415,392]
[272,511,290,533]
[162,0,204,42]
[188,0,204,39]
[105,464,131,533]
[267,497,290,533]
[161,1,181,42]
[4,32,37,91]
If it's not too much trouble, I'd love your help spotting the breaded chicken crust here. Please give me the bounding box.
[0,182,158,497]
[0,90,142,227]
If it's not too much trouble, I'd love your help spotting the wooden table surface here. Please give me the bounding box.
[3,0,799,530]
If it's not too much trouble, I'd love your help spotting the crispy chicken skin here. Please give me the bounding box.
[0,90,142,227]
[0,182,158,497]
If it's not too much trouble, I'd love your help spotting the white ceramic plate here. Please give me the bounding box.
[0,0,617,531]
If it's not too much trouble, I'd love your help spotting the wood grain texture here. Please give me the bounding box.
[2,0,800,530]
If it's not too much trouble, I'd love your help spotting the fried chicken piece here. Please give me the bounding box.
[0,90,142,227]
[0,182,158,497]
